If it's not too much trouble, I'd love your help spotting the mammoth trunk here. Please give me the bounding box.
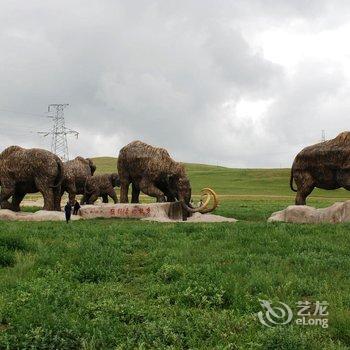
[180,198,207,214]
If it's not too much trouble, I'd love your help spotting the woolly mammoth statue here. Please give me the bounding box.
[117,141,218,218]
[0,146,63,211]
[81,173,120,204]
[291,131,350,205]
[62,156,96,203]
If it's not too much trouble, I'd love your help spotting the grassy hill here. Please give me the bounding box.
[92,157,350,199]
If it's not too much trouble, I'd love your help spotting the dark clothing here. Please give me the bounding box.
[73,202,81,215]
[64,203,72,223]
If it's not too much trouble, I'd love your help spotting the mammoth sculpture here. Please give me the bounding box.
[81,173,121,204]
[0,146,63,211]
[62,156,96,203]
[291,131,350,205]
[117,141,218,218]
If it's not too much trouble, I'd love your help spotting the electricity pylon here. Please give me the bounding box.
[38,104,78,161]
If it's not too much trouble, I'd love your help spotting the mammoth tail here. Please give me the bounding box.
[51,160,64,188]
[290,169,297,192]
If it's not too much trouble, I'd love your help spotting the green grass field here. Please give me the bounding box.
[0,159,349,349]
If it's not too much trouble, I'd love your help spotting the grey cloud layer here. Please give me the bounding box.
[1,0,349,166]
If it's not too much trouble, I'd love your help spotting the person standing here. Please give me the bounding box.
[64,202,72,223]
[73,201,81,215]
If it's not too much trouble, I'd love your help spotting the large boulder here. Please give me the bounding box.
[268,201,350,224]
[79,202,185,220]
[0,210,81,222]
[79,203,237,222]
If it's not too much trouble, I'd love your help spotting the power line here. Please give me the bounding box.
[0,107,47,118]
[38,104,78,162]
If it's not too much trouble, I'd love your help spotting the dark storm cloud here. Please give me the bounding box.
[1,0,350,166]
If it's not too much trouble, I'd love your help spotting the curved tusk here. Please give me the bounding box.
[198,188,219,213]
[181,187,219,214]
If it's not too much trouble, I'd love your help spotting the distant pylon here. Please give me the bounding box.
[321,130,326,142]
[38,104,78,161]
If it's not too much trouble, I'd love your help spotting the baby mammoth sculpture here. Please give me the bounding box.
[0,146,63,211]
[62,156,96,203]
[291,131,350,205]
[117,141,218,219]
[81,173,121,204]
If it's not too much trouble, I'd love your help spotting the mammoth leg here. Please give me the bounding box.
[64,183,76,205]
[296,188,314,205]
[87,193,99,204]
[102,194,109,203]
[337,170,350,191]
[35,179,55,211]
[120,180,130,203]
[68,191,76,205]
[11,191,26,212]
[53,186,62,211]
[80,194,87,205]
[294,173,314,205]
[139,179,166,202]
[106,188,118,204]
[0,201,13,210]
[0,181,16,210]
[42,189,55,211]
[131,183,140,203]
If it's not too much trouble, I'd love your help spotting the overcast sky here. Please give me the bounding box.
[1,0,350,167]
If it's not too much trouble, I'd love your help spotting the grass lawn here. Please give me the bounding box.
[0,160,349,349]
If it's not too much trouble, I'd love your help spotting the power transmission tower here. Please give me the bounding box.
[38,104,78,162]
[321,130,326,142]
